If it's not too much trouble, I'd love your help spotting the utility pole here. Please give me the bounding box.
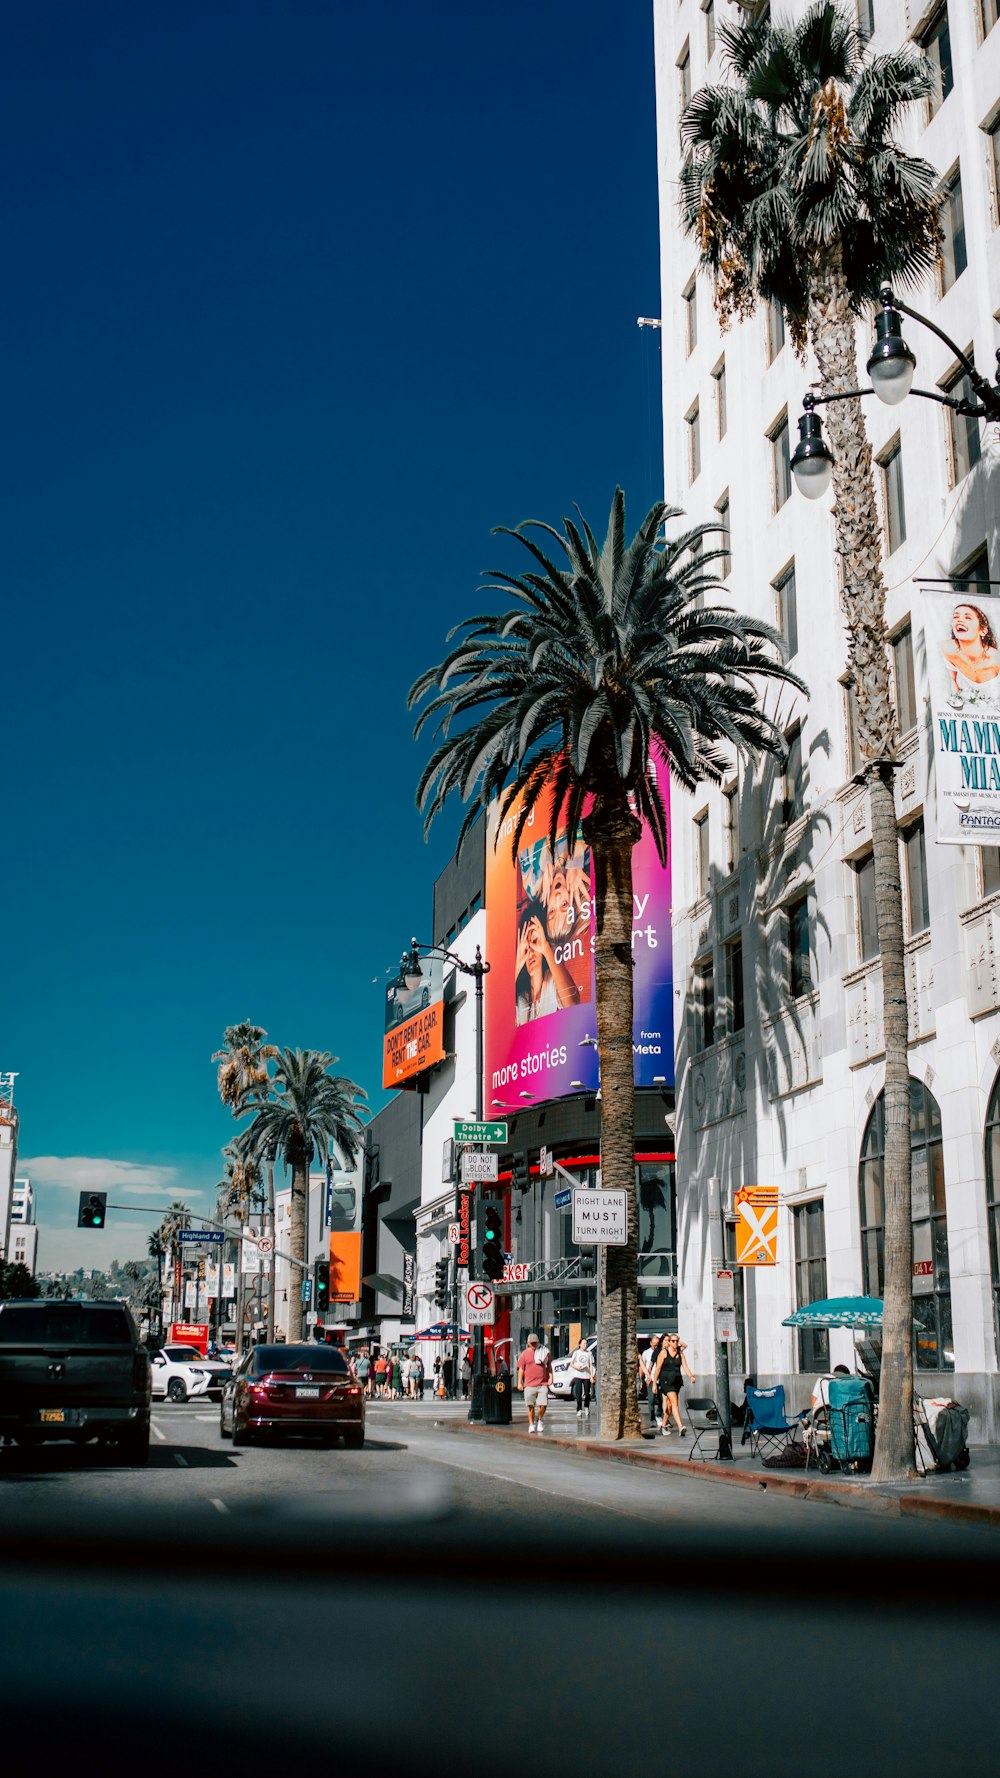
[708,1176,734,1460]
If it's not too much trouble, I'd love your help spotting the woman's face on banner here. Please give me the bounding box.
[546,866,574,938]
[952,605,986,645]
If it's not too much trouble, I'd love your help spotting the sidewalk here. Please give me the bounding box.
[433,1397,1000,1527]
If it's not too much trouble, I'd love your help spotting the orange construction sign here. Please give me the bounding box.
[734,1184,779,1266]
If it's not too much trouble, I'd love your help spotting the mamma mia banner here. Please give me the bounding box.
[923,588,1000,845]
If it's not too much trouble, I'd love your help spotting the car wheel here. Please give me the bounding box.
[167,1379,187,1404]
[344,1428,365,1450]
[219,1408,232,1440]
[231,1420,249,1447]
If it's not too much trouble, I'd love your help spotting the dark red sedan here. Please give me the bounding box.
[220,1344,365,1448]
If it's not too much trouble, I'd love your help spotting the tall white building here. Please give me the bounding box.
[11,1178,34,1225]
[654,0,1000,1432]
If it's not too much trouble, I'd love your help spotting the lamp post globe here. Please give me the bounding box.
[790,406,834,501]
[866,292,917,407]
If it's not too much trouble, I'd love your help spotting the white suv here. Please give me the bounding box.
[150,1348,213,1403]
[161,1344,233,1398]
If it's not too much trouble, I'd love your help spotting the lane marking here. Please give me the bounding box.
[210,1497,229,1514]
[151,1421,167,1442]
[173,1452,188,1467]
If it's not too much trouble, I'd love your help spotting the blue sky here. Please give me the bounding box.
[1,1,663,1269]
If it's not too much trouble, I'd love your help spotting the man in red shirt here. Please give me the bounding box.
[516,1332,553,1434]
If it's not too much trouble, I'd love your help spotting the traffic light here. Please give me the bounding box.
[434,1258,450,1310]
[77,1192,107,1230]
[579,1248,597,1278]
[315,1261,330,1313]
[480,1202,504,1282]
[511,1152,530,1193]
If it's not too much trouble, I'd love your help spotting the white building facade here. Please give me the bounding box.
[654,0,1000,1432]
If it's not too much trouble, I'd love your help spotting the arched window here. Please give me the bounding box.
[984,1075,1000,1358]
[858,1079,952,1372]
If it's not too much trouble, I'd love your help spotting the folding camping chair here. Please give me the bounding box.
[684,1397,729,1460]
[744,1384,802,1459]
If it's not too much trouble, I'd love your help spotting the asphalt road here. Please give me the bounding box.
[0,1394,985,1544]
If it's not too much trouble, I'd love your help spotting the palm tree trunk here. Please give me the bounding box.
[807,246,914,1480]
[586,795,643,1441]
[286,1156,307,1343]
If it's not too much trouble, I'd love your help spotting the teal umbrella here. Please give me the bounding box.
[782,1296,883,1329]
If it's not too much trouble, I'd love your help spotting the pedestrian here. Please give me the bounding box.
[442,1354,454,1398]
[516,1332,553,1434]
[640,1335,662,1427]
[653,1333,696,1437]
[390,1351,403,1398]
[373,1353,387,1397]
[356,1352,371,1397]
[568,1336,595,1418]
[460,1353,472,1399]
[433,1355,442,1397]
[412,1353,425,1400]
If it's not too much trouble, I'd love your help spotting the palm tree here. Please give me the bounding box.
[410,489,804,1439]
[213,1021,277,1112]
[238,1049,368,1342]
[679,1,939,1481]
[147,1231,166,1341]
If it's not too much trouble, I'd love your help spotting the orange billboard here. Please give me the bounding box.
[329,1231,362,1304]
[734,1185,779,1266]
[382,954,446,1088]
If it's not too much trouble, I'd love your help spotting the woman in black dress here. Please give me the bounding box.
[654,1333,696,1437]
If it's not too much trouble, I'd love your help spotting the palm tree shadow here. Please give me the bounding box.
[677,725,833,1316]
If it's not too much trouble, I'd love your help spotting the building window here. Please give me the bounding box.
[695,810,710,897]
[879,437,906,554]
[703,0,716,58]
[982,0,999,35]
[770,413,791,511]
[793,1200,829,1371]
[713,357,727,438]
[941,356,982,482]
[469,892,482,918]
[939,167,967,292]
[984,1071,1000,1357]
[981,850,1000,897]
[921,6,953,119]
[723,783,738,874]
[683,278,698,355]
[678,41,691,113]
[724,934,745,1033]
[891,622,918,734]
[860,1080,952,1371]
[902,817,930,935]
[782,722,804,825]
[857,0,876,42]
[715,492,731,577]
[774,561,798,657]
[786,892,812,999]
[695,957,716,1050]
[953,544,991,597]
[854,852,879,962]
[766,297,785,363]
[687,401,701,484]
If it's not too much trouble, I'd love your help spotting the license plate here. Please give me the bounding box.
[40,1409,65,1423]
[296,1386,320,1400]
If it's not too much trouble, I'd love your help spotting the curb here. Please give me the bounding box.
[432,1417,998,1526]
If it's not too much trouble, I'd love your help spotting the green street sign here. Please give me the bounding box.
[454,1119,508,1146]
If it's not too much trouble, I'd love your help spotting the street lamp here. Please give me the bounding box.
[397,935,491,1407]
[791,283,1000,499]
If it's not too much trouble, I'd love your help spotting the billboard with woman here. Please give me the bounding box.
[485,771,673,1105]
[922,587,1000,844]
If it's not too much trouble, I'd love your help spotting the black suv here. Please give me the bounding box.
[0,1299,151,1463]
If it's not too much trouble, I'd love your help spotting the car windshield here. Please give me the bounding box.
[252,1345,351,1375]
[165,1347,202,1361]
[0,1305,133,1345]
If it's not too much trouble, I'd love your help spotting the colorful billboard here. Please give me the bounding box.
[485,769,673,1105]
[383,954,446,1089]
[922,586,1000,844]
[329,1231,363,1304]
